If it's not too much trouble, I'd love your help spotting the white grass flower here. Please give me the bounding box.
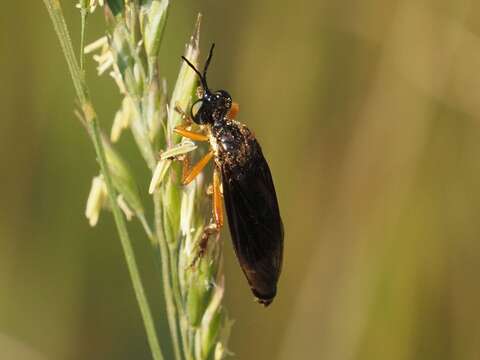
[214,343,225,360]
[93,51,114,75]
[111,109,126,143]
[85,36,115,76]
[84,36,108,54]
[149,159,172,194]
[85,175,107,226]
[117,194,134,221]
[160,140,197,160]
[109,64,127,94]
[111,97,133,142]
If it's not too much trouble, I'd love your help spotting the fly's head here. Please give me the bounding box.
[182,44,232,125]
[192,89,232,125]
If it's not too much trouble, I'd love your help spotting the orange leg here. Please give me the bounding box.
[182,150,214,185]
[227,102,240,119]
[174,104,209,141]
[181,153,191,181]
[213,167,224,228]
[193,167,224,264]
[174,126,209,142]
[203,168,224,247]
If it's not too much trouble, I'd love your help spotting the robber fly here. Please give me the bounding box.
[174,44,284,306]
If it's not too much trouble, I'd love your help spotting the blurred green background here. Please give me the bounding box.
[2,0,480,359]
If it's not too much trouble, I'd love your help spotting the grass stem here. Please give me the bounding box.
[154,192,183,360]
[43,1,164,359]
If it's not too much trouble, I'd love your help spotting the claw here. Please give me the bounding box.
[174,103,193,124]
[188,222,219,269]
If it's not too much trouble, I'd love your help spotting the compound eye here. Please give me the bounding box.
[225,97,232,109]
[191,100,203,118]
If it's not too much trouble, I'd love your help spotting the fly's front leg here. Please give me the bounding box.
[174,103,209,142]
[173,104,211,184]
[181,151,214,185]
[174,127,209,142]
[174,103,194,125]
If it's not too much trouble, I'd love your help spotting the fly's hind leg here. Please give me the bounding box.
[192,167,224,265]
[212,166,224,228]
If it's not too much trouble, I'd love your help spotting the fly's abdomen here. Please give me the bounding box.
[216,121,284,306]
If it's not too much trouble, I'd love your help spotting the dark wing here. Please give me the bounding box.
[221,140,284,306]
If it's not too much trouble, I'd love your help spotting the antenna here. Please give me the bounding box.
[181,43,216,92]
[181,56,208,89]
[203,43,215,83]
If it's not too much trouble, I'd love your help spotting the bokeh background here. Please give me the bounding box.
[2,0,480,359]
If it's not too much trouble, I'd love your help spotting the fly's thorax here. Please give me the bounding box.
[212,118,255,168]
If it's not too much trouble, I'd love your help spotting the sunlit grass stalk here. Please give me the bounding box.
[154,191,183,360]
[45,0,231,359]
[78,0,88,70]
